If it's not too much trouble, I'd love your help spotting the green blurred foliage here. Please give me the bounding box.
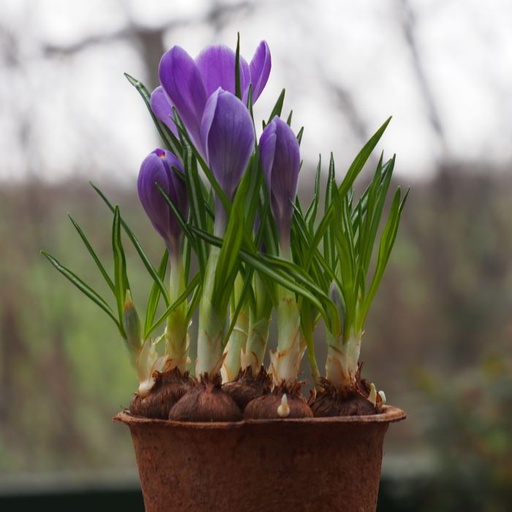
[417,357,512,511]
[0,181,160,473]
[367,165,512,510]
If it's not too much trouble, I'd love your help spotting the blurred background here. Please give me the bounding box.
[1,0,512,510]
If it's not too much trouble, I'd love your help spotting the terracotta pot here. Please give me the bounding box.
[115,405,405,512]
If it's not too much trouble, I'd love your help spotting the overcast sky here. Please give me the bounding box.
[1,0,511,185]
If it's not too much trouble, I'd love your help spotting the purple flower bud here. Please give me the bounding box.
[259,117,300,250]
[201,89,256,204]
[137,149,188,254]
[158,42,270,151]
[150,86,178,137]
[248,41,271,103]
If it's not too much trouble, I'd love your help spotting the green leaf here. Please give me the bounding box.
[181,148,209,271]
[241,249,339,333]
[143,249,168,338]
[305,158,322,229]
[68,214,115,294]
[156,182,195,242]
[196,157,231,217]
[91,183,170,306]
[338,117,391,199]
[224,265,255,346]
[112,205,129,326]
[296,126,304,146]
[265,89,286,125]
[213,210,244,307]
[193,217,340,330]
[323,154,337,270]
[212,157,258,307]
[124,72,182,157]
[40,251,121,332]
[361,186,408,324]
[359,157,395,277]
[147,272,201,337]
[300,298,321,387]
[235,33,242,100]
[291,207,332,292]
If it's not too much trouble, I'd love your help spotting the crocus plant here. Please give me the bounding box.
[42,36,407,421]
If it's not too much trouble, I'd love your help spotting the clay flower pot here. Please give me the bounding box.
[115,406,405,512]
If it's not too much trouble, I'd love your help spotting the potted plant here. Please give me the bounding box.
[42,36,407,512]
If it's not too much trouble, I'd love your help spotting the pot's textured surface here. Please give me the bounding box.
[115,406,405,512]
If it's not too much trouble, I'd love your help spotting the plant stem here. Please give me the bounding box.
[325,330,362,389]
[196,245,225,376]
[222,274,249,382]
[165,252,189,372]
[269,286,303,386]
[268,243,304,386]
[243,273,271,373]
[303,329,321,391]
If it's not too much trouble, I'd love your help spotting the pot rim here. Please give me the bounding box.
[114,404,405,429]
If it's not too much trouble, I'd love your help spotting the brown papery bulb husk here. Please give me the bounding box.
[168,374,243,422]
[244,381,313,419]
[129,367,194,419]
[309,375,380,417]
[222,366,272,411]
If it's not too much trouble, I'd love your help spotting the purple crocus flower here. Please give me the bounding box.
[158,41,271,151]
[201,88,256,232]
[248,41,272,103]
[259,117,300,252]
[150,86,178,137]
[196,45,251,101]
[137,148,188,255]
[202,89,256,199]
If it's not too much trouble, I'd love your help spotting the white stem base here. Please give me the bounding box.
[325,333,362,389]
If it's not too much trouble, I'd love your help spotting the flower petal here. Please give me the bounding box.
[196,45,250,98]
[201,89,255,200]
[259,117,300,243]
[150,86,178,137]
[259,121,277,185]
[137,148,187,253]
[159,46,207,149]
[249,41,271,102]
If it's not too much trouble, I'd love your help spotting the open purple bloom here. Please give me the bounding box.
[196,45,251,99]
[201,89,255,205]
[158,41,271,152]
[259,117,300,251]
[158,46,207,150]
[137,148,188,255]
[150,86,178,137]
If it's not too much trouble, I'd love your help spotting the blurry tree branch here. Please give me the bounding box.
[327,79,367,145]
[42,0,258,88]
[398,0,447,168]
